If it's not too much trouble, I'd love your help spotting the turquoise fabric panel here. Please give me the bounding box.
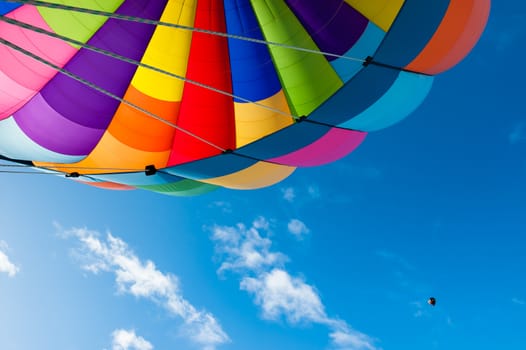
[339,71,434,131]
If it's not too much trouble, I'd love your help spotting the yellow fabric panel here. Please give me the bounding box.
[199,162,296,189]
[35,133,170,175]
[235,91,294,147]
[131,0,197,102]
[344,0,405,31]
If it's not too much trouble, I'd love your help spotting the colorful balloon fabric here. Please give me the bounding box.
[0,0,490,195]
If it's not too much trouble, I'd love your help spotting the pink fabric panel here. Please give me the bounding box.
[0,6,77,119]
[268,128,367,167]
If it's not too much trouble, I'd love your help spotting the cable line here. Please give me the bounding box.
[0,1,372,179]
[0,169,60,175]
[4,0,366,64]
[0,16,297,121]
[0,33,361,177]
[0,162,143,173]
[0,36,228,153]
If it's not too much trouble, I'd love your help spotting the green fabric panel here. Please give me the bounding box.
[137,180,218,196]
[37,0,124,48]
[250,0,342,117]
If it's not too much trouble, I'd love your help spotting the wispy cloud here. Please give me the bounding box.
[281,185,321,204]
[61,227,229,350]
[376,250,414,271]
[509,122,526,144]
[287,219,310,239]
[486,14,526,52]
[512,297,525,306]
[209,201,232,214]
[210,218,378,350]
[111,329,153,350]
[240,268,326,324]
[329,322,378,350]
[281,187,296,202]
[307,185,320,199]
[410,301,427,319]
[377,250,440,322]
[0,240,19,277]
[213,218,287,275]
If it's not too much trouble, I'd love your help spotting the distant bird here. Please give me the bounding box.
[428,297,436,306]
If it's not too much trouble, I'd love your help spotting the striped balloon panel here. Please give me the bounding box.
[0,0,490,194]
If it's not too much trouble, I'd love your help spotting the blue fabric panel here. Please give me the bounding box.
[339,71,434,131]
[224,0,282,102]
[235,121,330,160]
[0,2,21,15]
[163,152,258,180]
[90,170,185,186]
[373,0,450,68]
[331,21,385,83]
[308,64,399,126]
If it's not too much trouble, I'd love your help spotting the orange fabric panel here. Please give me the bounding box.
[35,132,171,175]
[108,84,179,152]
[405,0,490,75]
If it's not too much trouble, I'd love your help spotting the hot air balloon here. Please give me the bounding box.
[428,297,436,306]
[0,0,490,195]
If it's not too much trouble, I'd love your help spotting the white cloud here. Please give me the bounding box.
[62,227,229,350]
[209,201,232,214]
[112,329,153,350]
[509,122,526,144]
[287,219,310,239]
[0,241,19,277]
[282,185,321,203]
[307,185,320,199]
[210,218,378,350]
[241,269,326,324]
[329,321,378,350]
[211,219,287,274]
[512,297,525,306]
[409,301,427,318]
[281,187,296,202]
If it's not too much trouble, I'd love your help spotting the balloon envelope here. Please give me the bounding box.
[0,0,490,195]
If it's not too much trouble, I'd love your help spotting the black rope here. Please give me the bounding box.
[363,56,430,76]
[0,154,33,166]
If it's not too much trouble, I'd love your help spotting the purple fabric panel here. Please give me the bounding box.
[268,128,366,167]
[285,0,367,61]
[13,93,104,155]
[37,0,167,129]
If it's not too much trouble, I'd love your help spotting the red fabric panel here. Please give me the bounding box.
[168,0,235,166]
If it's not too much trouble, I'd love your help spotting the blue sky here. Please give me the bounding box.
[1,1,526,350]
